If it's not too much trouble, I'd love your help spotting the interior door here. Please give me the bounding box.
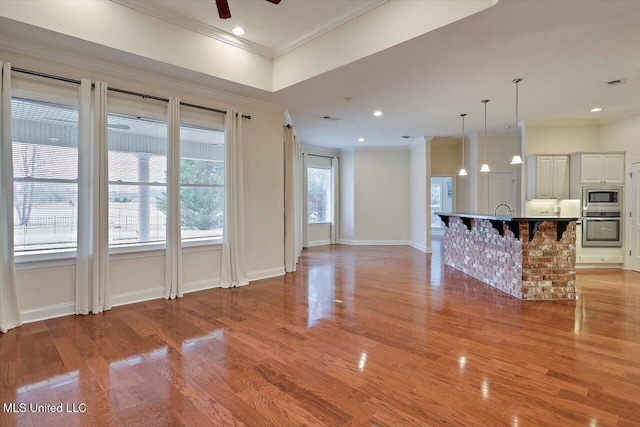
[629,162,640,272]
[488,172,516,216]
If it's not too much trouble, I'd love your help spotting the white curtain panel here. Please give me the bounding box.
[0,62,21,333]
[331,156,340,244]
[76,80,111,315]
[302,152,308,248]
[165,98,183,299]
[294,138,304,258]
[220,111,248,288]
[284,126,298,272]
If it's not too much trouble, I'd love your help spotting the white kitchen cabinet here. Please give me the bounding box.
[579,153,625,185]
[526,155,569,199]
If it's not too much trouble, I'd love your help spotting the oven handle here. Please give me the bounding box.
[583,218,621,221]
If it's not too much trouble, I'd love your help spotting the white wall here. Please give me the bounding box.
[0,0,273,91]
[409,140,428,252]
[524,124,600,155]
[307,224,331,247]
[5,49,285,320]
[599,115,640,160]
[339,150,355,241]
[353,150,410,242]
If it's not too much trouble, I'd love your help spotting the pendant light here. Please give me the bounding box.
[480,99,491,172]
[510,78,524,165]
[458,113,468,176]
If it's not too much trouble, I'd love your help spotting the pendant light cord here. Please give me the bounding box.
[461,113,466,166]
[514,78,522,144]
[483,100,489,163]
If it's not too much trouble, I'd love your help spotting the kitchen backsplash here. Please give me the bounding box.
[525,199,580,217]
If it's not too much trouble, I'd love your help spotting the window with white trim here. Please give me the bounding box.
[11,97,79,252]
[307,166,331,224]
[107,113,167,246]
[179,124,225,241]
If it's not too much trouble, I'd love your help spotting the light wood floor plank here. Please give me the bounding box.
[1,244,639,426]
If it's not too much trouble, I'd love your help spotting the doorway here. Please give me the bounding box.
[431,177,453,234]
[488,172,516,216]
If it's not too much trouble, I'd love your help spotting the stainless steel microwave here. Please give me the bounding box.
[583,186,622,212]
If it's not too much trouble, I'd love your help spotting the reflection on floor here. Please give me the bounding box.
[1,243,639,426]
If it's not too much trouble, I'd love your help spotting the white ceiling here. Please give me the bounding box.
[115,0,381,54]
[264,0,640,148]
[1,0,639,150]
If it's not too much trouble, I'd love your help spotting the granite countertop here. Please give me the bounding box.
[436,213,579,222]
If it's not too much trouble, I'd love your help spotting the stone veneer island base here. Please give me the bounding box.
[437,214,578,300]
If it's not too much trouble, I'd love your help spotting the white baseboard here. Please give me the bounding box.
[183,278,220,294]
[21,302,75,324]
[247,267,285,282]
[338,239,411,246]
[18,267,283,325]
[20,279,219,324]
[409,242,432,253]
[307,240,331,247]
[110,287,165,307]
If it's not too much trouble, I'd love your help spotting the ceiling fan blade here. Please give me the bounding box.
[265,0,281,4]
[216,0,231,19]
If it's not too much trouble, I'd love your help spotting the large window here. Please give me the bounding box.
[179,125,224,240]
[307,167,331,223]
[107,113,167,246]
[12,98,78,252]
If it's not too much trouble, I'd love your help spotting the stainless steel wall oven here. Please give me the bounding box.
[582,212,622,247]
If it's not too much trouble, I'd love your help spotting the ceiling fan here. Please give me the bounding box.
[215,0,281,19]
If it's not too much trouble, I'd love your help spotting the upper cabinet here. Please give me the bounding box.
[575,153,625,185]
[526,155,570,199]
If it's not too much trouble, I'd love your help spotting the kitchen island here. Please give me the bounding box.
[436,213,579,300]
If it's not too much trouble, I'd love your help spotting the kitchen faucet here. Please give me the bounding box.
[494,203,514,217]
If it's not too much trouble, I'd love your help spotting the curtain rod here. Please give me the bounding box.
[306,153,335,159]
[11,67,251,119]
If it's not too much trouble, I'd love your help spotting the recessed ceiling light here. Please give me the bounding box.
[373,111,383,117]
[232,27,245,36]
[590,107,603,113]
[358,137,365,142]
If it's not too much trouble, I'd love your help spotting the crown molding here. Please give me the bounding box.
[272,0,388,58]
[0,37,286,113]
[111,0,387,60]
[283,109,294,127]
[110,0,272,59]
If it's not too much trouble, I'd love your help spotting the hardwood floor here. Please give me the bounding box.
[1,243,639,426]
